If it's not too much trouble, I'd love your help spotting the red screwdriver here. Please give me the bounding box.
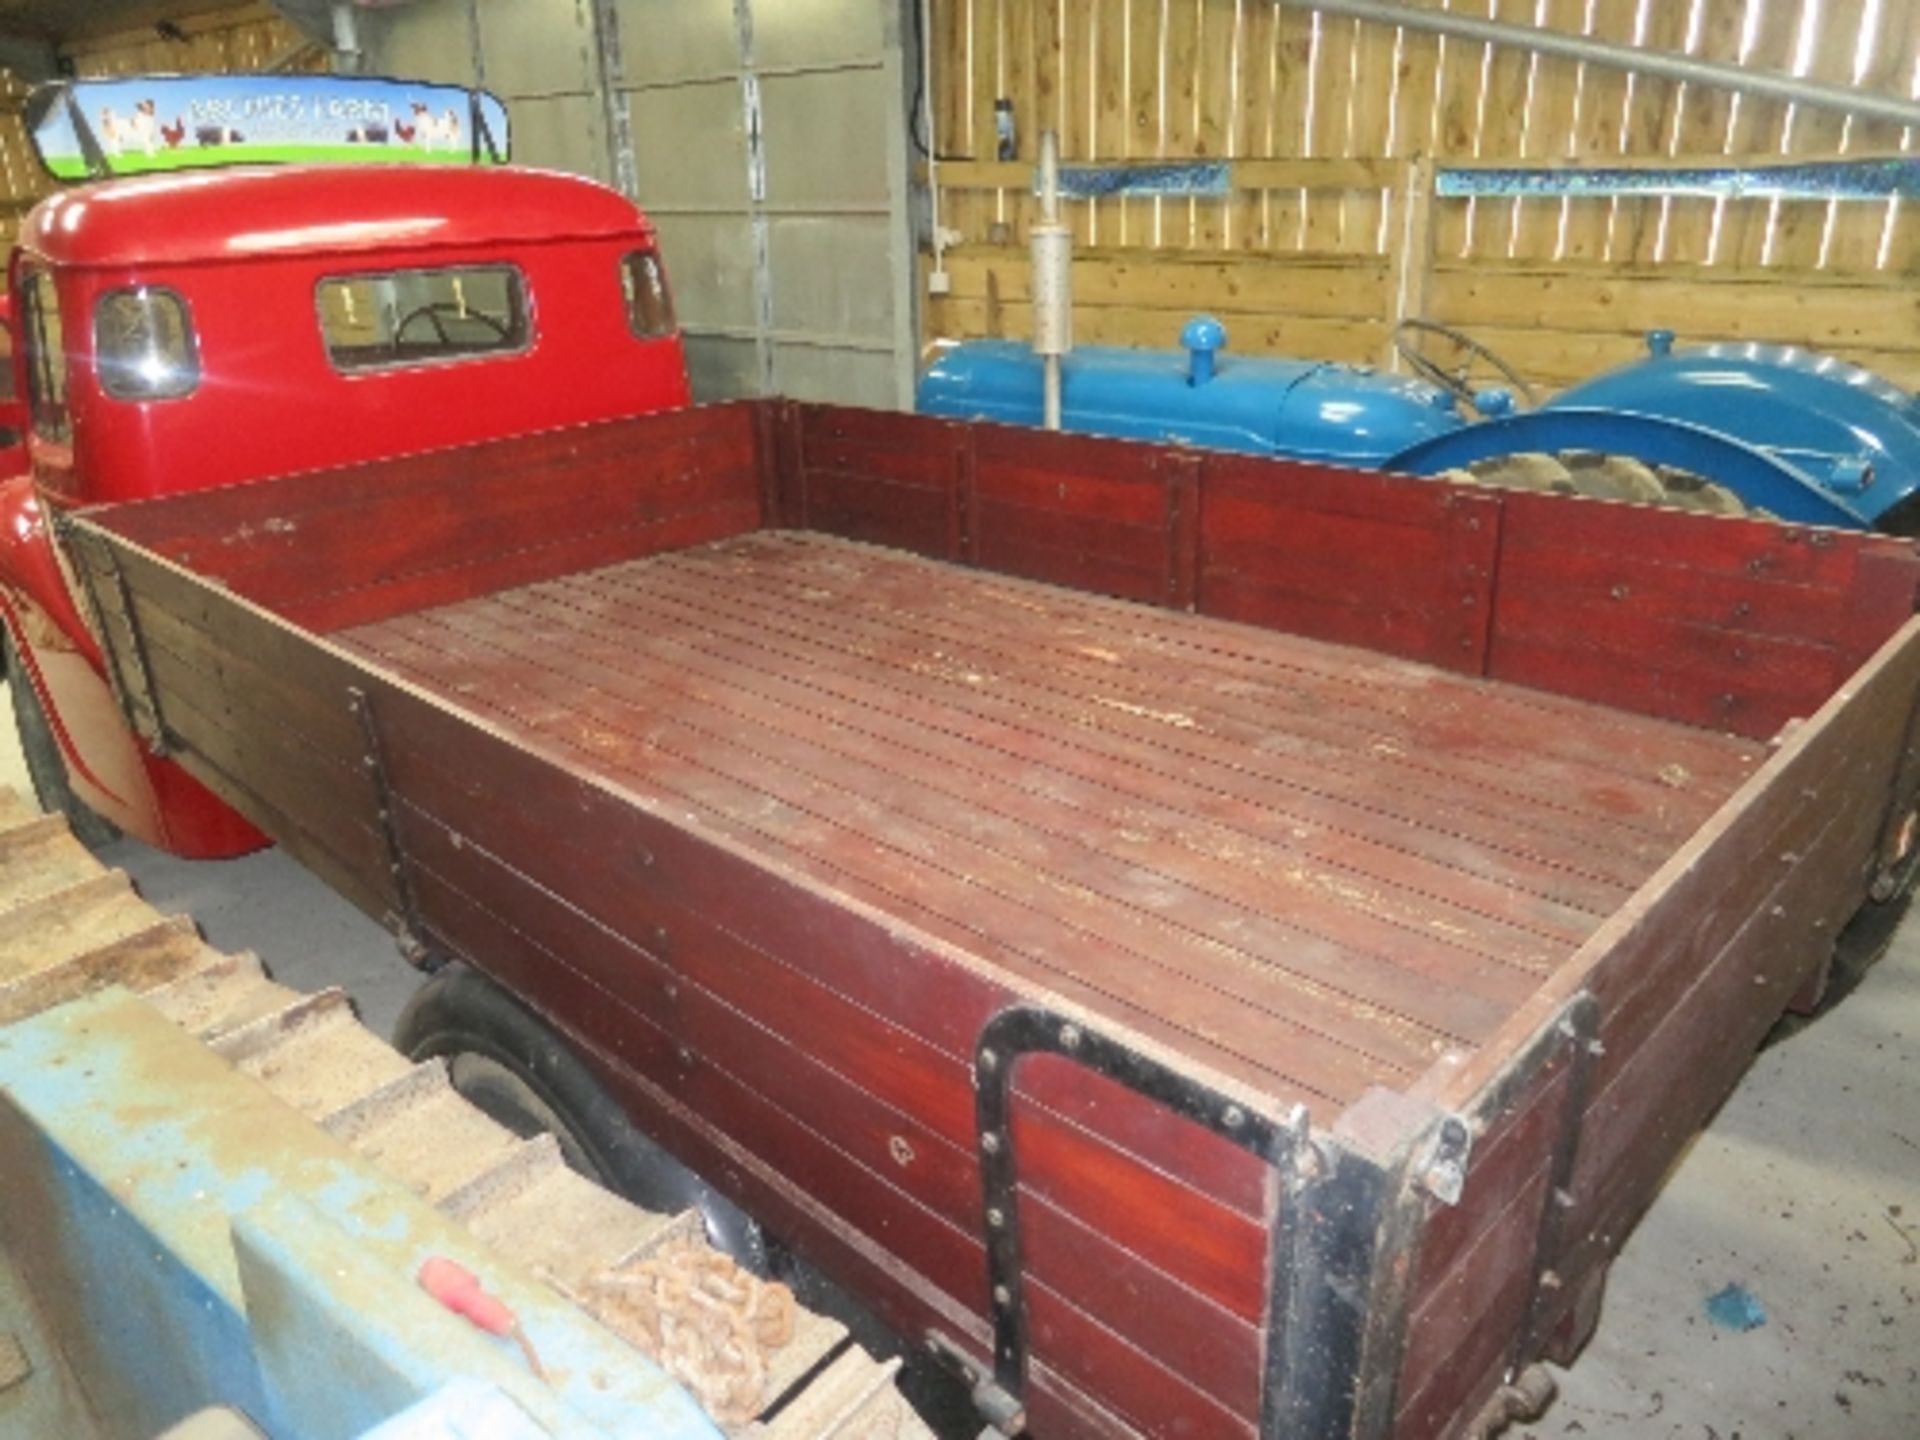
[418,1255,549,1382]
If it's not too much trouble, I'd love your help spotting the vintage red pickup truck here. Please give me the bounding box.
[12,74,1920,1440]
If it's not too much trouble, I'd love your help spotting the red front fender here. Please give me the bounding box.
[0,476,102,664]
[0,474,265,857]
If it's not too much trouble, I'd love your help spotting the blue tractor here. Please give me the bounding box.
[918,317,1920,533]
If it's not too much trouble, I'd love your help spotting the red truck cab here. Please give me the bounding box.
[1,163,690,854]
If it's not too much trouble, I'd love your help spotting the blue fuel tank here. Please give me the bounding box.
[916,325,1469,466]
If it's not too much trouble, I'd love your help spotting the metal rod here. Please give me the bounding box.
[1034,130,1067,431]
[591,0,639,199]
[1038,130,1059,227]
[1278,0,1920,133]
[920,0,946,284]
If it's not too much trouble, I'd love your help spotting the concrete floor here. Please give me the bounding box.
[0,691,416,1042]
[1,692,1913,1437]
[1526,908,1919,1440]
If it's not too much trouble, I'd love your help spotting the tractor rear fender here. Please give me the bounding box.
[1384,408,1870,530]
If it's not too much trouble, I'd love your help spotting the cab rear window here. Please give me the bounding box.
[316,265,528,372]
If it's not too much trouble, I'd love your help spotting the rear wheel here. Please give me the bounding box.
[397,963,985,1435]
[394,963,770,1272]
[6,636,120,850]
[1449,449,1748,516]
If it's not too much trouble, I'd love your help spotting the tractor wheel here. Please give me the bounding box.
[1452,451,1749,518]
[1463,452,1576,494]
[1560,451,1667,504]
[6,636,120,851]
[1655,465,1747,516]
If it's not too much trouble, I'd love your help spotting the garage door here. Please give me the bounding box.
[363,0,916,408]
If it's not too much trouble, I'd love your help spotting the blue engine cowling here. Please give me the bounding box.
[916,331,1470,467]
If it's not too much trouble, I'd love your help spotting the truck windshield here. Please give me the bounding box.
[20,269,69,442]
[315,265,528,372]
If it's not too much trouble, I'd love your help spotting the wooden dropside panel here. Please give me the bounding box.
[1486,495,1920,741]
[1008,1058,1275,1433]
[1393,1017,1583,1439]
[966,424,1188,609]
[75,518,1280,1439]
[1543,642,1917,1314]
[786,404,1196,607]
[791,405,966,561]
[63,532,397,922]
[1198,456,1500,673]
[1398,607,1918,1432]
[1422,618,1920,1418]
[776,401,1920,736]
[92,402,770,633]
[79,394,1920,742]
[350,638,1277,1437]
[788,404,1513,665]
[1396,631,1920,1436]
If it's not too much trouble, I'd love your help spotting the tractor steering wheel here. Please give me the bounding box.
[394,302,513,349]
[1392,319,1538,414]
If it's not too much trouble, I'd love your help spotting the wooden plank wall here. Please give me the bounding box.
[926,0,1920,390]
[0,3,319,247]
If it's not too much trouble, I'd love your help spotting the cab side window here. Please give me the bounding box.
[621,251,676,339]
[94,287,200,401]
[20,269,70,442]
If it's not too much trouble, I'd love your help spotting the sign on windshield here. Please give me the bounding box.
[26,75,511,180]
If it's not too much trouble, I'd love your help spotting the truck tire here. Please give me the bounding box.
[393,962,770,1273]
[398,964,981,1434]
[6,638,120,850]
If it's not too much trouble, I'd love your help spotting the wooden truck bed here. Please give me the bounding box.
[340,529,1759,1117]
[63,400,1920,1440]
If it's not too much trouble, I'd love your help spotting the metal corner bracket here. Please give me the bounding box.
[968,1003,1308,1437]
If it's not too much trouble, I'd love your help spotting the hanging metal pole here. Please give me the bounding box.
[920,0,950,292]
[1277,0,1920,134]
[329,2,361,73]
[1032,130,1071,432]
[591,0,639,199]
